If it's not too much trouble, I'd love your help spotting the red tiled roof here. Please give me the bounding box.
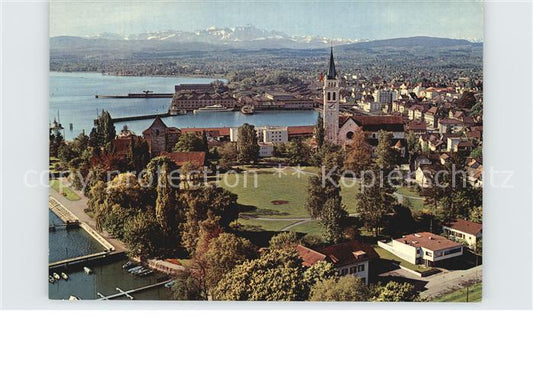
[287,126,315,135]
[320,240,377,267]
[444,219,482,236]
[395,232,462,252]
[160,151,206,168]
[295,245,327,267]
[353,115,404,126]
[180,127,231,136]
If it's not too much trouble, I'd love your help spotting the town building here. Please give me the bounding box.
[442,219,482,249]
[160,151,206,170]
[142,116,181,156]
[322,49,405,148]
[378,232,463,267]
[295,240,377,285]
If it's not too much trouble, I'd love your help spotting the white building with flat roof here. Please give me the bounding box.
[378,232,463,267]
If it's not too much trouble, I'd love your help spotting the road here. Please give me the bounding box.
[378,265,483,300]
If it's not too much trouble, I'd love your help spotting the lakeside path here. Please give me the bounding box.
[49,183,128,253]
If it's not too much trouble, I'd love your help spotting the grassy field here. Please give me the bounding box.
[217,167,360,218]
[395,185,426,212]
[236,217,301,232]
[374,245,432,273]
[432,283,482,302]
[49,179,81,201]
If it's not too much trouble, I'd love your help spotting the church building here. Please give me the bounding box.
[322,49,405,149]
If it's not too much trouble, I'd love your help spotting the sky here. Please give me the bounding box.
[50,0,484,41]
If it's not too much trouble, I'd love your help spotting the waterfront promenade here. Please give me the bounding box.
[49,178,184,276]
[49,181,128,254]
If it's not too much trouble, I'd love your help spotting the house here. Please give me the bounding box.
[408,104,426,120]
[142,116,181,156]
[406,120,428,134]
[424,107,439,128]
[160,151,206,169]
[378,232,463,266]
[295,240,377,285]
[258,142,275,157]
[442,219,482,249]
[438,118,464,134]
[415,164,445,187]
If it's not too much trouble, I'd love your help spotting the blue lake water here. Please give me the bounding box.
[49,209,172,300]
[50,72,318,140]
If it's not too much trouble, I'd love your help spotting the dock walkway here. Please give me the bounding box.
[97,280,171,300]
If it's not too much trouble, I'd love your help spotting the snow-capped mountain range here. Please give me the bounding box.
[84,25,360,49]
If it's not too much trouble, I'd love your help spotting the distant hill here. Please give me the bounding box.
[50,33,481,58]
[338,36,477,50]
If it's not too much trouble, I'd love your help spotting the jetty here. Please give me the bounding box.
[95,93,173,99]
[49,196,122,271]
[97,280,171,300]
[113,112,171,123]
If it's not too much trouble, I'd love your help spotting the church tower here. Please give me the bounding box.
[323,47,340,144]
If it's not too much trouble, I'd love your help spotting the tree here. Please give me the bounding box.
[356,169,396,237]
[171,270,206,300]
[469,206,482,223]
[470,146,482,160]
[123,211,163,261]
[344,128,372,174]
[315,115,325,149]
[218,142,239,169]
[405,130,421,167]
[213,248,308,301]
[204,233,257,290]
[302,261,338,290]
[92,110,116,150]
[181,186,239,253]
[127,138,150,171]
[236,123,259,164]
[268,231,300,251]
[372,281,420,302]
[287,138,311,166]
[375,130,398,172]
[309,276,370,301]
[155,163,179,235]
[173,132,206,152]
[319,195,347,244]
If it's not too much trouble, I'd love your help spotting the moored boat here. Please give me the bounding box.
[68,295,80,301]
[84,266,92,274]
[61,272,69,280]
[49,275,55,284]
[240,105,255,114]
[193,104,232,114]
[53,273,61,280]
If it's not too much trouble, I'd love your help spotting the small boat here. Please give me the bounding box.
[61,272,69,280]
[53,272,61,280]
[122,261,136,270]
[68,295,79,301]
[84,267,92,274]
[128,266,144,273]
[138,270,153,277]
[49,275,55,284]
[240,105,255,114]
[193,104,232,114]
[164,280,176,288]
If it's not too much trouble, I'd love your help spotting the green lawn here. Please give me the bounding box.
[395,185,426,212]
[291,220,323,238]
[236,217,301,232]
[374,245,432,273]
[432,283,482,302]
[49,179,81,201]
[217,167,360,218]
